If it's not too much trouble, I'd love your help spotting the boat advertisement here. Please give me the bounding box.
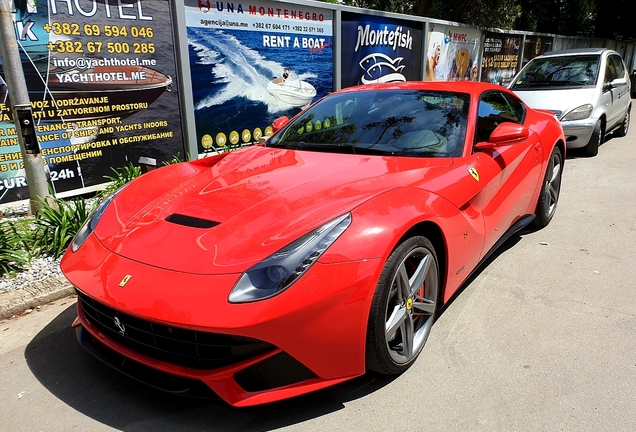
[183,0,333,154]
[0,0,184,204]
[341,12,422,88]
[481,33,522,86]
[425,24,481,82]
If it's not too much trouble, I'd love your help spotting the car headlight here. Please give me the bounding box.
[229,213,352,303]
[71,189,121,252]
[561,104,593,122]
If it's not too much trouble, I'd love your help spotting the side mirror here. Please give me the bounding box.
[612,77,628,87]
[475,122,529,150]
[272,116,290,133]
[605,78,628,91]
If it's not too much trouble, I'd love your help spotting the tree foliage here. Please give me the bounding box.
[325,0,635,41]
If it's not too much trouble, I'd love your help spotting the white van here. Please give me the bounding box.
[510,48,631,156]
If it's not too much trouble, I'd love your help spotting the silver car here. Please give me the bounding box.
[509,48,631,156]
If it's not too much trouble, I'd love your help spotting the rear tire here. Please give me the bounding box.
[533,146,563,228]
[366,236,440,375]
[614,109,630,138]
[584,120,602,156]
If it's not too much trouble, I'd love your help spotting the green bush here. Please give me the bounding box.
[0,220,31,274]
[163,152,186,166]
[31,195,98,259]
[101,162,142,197]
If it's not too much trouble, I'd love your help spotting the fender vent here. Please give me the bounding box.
[165,213,219,229]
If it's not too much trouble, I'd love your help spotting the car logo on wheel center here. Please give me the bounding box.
[406,298,413,310]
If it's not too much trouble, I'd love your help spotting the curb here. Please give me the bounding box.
[0,276,75,320]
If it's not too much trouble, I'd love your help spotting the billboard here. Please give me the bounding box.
[0,0,184,204]
[425,24,481,82]
[184,0,333,155]
[341,12,422,88]
[521,36,554,67]
[481,33,522,86]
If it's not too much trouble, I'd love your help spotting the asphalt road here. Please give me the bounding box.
[1,125,635,431]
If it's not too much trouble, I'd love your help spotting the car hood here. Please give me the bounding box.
[95,145,453,274]
[512,87,597,116]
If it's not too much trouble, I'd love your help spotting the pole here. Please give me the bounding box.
[0,0,50,215]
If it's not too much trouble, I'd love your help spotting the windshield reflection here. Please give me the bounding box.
[267,90,470,157]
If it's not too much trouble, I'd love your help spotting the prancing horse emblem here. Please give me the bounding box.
[119,275,132,287]
[114,316,126,336]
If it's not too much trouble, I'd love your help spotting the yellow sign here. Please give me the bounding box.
[201,134,213,149]
[216,132,227,147]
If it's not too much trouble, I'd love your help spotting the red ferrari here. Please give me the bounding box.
[61,81,565,407]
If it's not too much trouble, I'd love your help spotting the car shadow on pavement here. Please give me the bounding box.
[438,231,523,315]
[25,302,399,431]
[565,133,616,159]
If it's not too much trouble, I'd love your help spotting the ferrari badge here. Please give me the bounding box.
[467,166,479,182]
[119,275,132,287]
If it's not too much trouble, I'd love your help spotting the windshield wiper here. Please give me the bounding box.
[266,142,401,156]
[513,81,552,88]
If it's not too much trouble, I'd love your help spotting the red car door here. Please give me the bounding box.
[472,90,544,258]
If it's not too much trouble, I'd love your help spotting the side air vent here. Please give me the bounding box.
[165,213,219,229]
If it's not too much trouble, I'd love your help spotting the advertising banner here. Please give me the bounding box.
[521,36,553,67]
[481,33,522,86]
[425,24,481,82]
[184,0,333,155]
[341,12,422,88]
[0,0,184,204]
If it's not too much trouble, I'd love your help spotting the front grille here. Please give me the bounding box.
[77,290,275,370]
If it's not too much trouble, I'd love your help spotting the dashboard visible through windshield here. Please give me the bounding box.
[266,90,470,157]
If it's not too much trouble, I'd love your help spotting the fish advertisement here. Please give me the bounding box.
[425,24,481,82]
[341,12,422,88]
[183,0,334,154]
[0,0,184,204]
[481,33,522,86]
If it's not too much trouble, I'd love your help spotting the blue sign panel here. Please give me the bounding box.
[341,12,422,88]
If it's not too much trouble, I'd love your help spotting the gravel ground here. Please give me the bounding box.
[0,201,65,294]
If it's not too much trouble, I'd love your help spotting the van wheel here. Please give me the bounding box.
[584,120,603,156]
[614,110,630,138]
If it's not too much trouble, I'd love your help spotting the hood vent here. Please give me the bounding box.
[165,213,219,229]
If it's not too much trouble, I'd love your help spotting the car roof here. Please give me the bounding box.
[538,47,616,57]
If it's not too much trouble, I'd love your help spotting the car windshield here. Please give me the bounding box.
[266,90,469,157]
[511,55,600,88]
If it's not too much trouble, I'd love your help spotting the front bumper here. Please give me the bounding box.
[560,118,596,149]
[62,234,381,406]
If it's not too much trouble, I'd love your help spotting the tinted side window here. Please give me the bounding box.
[476,92,523,143]
[605,56,617,83]
[611,55,626,79]
[502,93,526,123]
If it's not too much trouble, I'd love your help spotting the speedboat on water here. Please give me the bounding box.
[267,72,316,107]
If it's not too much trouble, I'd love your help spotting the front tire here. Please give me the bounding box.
[366,236,440,375]
[614,109,630,138]
[584,120,603,156]
[532,146,563,228]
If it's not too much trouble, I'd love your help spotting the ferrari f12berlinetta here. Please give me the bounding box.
[61,81,565,407]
